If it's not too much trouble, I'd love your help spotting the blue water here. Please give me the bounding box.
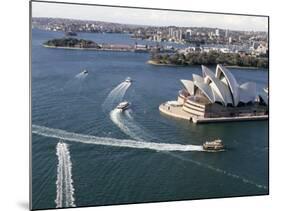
[32,29,268,210]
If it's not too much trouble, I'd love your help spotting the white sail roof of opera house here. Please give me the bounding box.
[180,64,259,107]
[202,65,233,106]
[192,74,204,83]
[193,80,215,103]
[215,64,240,106]
[180,80,194,95]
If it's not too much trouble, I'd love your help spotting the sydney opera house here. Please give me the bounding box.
[159,64,268,123]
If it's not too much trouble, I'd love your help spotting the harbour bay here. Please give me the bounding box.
[31,28,268,209]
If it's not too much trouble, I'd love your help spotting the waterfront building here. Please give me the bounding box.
[159,65,268,123]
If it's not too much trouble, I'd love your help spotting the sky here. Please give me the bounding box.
[32,1,268,32]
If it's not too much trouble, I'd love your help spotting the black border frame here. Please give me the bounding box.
[29,1,270,210]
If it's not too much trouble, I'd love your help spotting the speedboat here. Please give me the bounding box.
[82,70,88,74]
[125,77,132,83]
[116,101,130,111]
[203,139,224,151]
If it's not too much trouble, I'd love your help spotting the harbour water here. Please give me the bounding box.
[32,29,268,210]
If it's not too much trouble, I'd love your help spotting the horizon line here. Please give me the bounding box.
[32,16,269,33]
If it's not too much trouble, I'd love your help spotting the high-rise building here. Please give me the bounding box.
[215,28,220,37]
[178,29,182,40]
[172,29,182,40]
[225,29,228,38]
[168,27,174,37]
[173,30,178,40]
[186,29,192,38]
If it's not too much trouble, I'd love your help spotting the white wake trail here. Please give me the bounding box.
[110,109,158,142]
[32,125,204,152]
[75,72,88,80]
[61,73,88,92]
[55,141,76,208]
[36,125,266,191]
[62,143,76,207]
[125,109,133,120]
[55,142,64,208]
[168,152,268,190]
[102,81,131,111]
[108,109,268,191]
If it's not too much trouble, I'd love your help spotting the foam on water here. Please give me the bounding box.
[108,109,268,191]
[55,142,63,208]
[102,81,131,111]
[55,141,76,208]
[34,125,267,191]
[60,72,88,93]
[110,109,159,142]
[32,125,204,152]
[125,109,134,120]
[75,71,88,80]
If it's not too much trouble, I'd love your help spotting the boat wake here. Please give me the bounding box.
[108,109,268,191]
[32,125,204,152]
[102,81,131,111]
[110,108,159,142]
[55,141,76,208]
[168,152,268,190]
[34,125,267,190]
[60,72,88,93]
[75,72,88,80]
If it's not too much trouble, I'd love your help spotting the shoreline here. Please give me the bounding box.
[159,103,268,124]
[147,60,267,69]
[225,65,260,70]
[42,44,134,52]
[147,60,185,67]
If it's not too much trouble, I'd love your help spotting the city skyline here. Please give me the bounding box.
[32,1,268,32]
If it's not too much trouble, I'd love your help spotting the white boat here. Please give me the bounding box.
[125,77,132,83]
[263,87,268,94]
[82,70,88,74]
[116,101,130,111]
[203,139,224,151]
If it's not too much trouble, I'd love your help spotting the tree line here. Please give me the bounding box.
[44,38,100,48]
[150,51,268,68]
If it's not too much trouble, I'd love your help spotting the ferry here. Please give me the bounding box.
[125,77,132,83]
[203,139,224,151]
[116,101,130,111]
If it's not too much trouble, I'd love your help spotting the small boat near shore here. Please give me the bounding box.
[116,101,130,111]
[203,139,224,151]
